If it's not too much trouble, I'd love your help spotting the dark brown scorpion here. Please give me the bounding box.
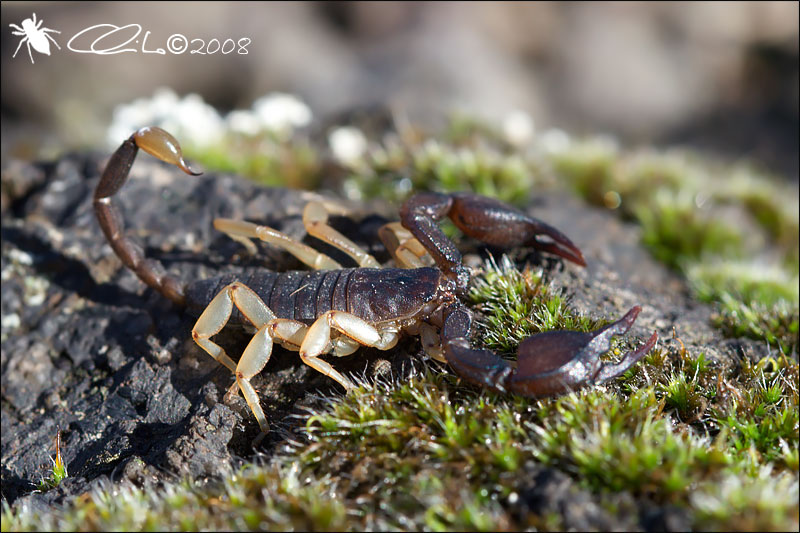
[95,126,658,434]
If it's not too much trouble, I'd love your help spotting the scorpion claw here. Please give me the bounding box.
[509,305,657,396]
[442,305,655,397]
[446,193,586,266]
[524,219,586,267]
[441,304,514,392]
[594,330,658,383]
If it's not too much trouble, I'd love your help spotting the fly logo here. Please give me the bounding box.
[9,13,61,64]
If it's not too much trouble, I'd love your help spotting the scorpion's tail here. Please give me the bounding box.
[94,126,201,306]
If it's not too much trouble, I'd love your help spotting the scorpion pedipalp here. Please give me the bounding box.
[442,304,657,397]
[400,192,586,291]
[510,305,657,396]
[446,193,587,267]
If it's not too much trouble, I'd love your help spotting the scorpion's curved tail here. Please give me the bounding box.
[94,126,201,306]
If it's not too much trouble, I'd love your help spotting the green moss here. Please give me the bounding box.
[583,155,748,269]
[550,137,799,351]
[713,297,798,353]
[5,345,798,531]
[691,468,798,532]
[686,262,799,352]
[442,112,505,148]
[468,255,605,353]
[411,141,534,203]
[297,344,795,529]
[343,135,544,206]
[635,190,745,269]
[718,166,800,252]
[547,137,621,209]
[688,261,799,307]
[531,388,731,497]
[712,355,800,467]
[3,463,349,532]
[660,371,709,422]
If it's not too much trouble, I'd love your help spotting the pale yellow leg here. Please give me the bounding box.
[214,218,342,270]
[295,310,404,389]
[192,282,278,434]
[268,319,308,351]
[420,323,446,363]
[378,222,433,268]
[303,202,380,268]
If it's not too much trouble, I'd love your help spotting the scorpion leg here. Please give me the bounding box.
[213,218,343,270]
[267,320,361,356]
[302,202,380,268]
[192,284,269,429]
[193,282,277,433]
[298,311,399,389]
[192,282,373,432]
[377,222,432,268]
[440,304,657,396]
[419,322,446,362]
[218,202,382,270]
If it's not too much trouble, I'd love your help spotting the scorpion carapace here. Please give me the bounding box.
[95,126,658,434]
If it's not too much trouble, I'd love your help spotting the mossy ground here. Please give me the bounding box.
[4,111,798,530]
[5,258,798,531]
[547,140,798,354]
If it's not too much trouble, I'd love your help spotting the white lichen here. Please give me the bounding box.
[108,89,315,148]
[502,110,534,147]
[251,93,312,137]
[328,126,367,166]
[539,128,571,153]
[225,109,262,136]
[107,88,224,149]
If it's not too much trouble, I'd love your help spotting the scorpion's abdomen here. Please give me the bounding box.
[185,269,358,324]
[185,266,441,326]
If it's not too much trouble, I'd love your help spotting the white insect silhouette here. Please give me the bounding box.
[10,13,61,64]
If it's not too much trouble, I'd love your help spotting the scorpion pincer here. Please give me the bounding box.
[95,126,658,435]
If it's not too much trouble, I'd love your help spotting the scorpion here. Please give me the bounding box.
[95,126,658,435]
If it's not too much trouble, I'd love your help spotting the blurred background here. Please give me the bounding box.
[2,1,798,179]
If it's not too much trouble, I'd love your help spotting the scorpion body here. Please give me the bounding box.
[95,126,657,435]
[184,267,446,328]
